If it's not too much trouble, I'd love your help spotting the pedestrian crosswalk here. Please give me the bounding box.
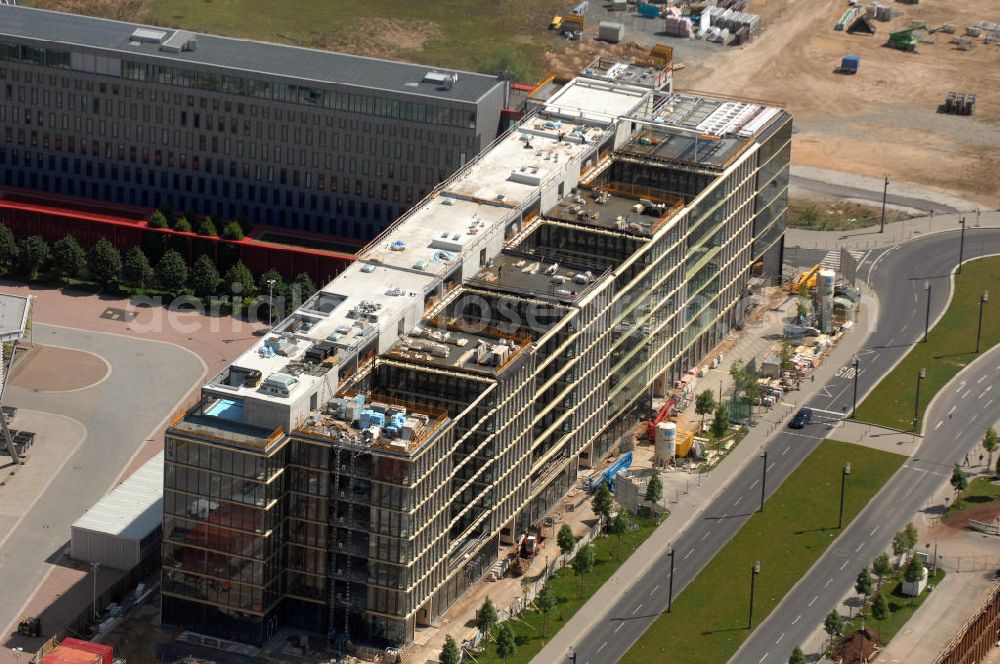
[819,249,865,271]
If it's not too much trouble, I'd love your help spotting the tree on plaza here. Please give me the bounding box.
[872,553,893,592]
[644,473,663,516]
[984,427,998,469]
[854,568,874,619]
[172,216,192,233]
[892,523,917,561]
[122,247,154,289]
[780,339,794,371]
[438,635,460,664]
[190,254,221,298]
[823,609,844,651]
[871,593,889,641]
[88,239,122,288]
[745,373,761,418]
[17,235,50,280]
[258,268,290,319]
[537,584,557,638]
[695,389,716,431]
[221,220,245,240]
[292,272,318,306]
[52,235,86,279]
[148,209,169,229]
[495,623,516,664]
[571,544,596,598]
[557,523,575,565]
[197,216,218,237]
[155,250,189,294]
[951,464,969,500]
[475,597,498,642]
[788,646,807,664]
[903,556,925,605]
[592,482,613,533]
[729,358,746,397]
[223,260,256,310]
[610,508,634,560]
[711,402,730,441]
[0,224,18,274]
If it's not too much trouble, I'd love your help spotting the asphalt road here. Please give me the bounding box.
[565,228,1000,664]
[734,229,1000,663]
[789,175,961,214]
[0,324,203,640]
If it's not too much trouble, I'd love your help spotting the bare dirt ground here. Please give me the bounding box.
[678,0,1000,205]
[8,345,108,392]
[543,40,654,81]
[943,501,1000,531]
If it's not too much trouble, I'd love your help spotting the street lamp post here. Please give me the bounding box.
[266,278,277,328]
[748,560,761,629]
[924,281,932,343]
[759,449,768,513]
[913,368,926,432]
[958,217,966,274]
[851,356,860,419]
[838,463,852,529]
[90,561,101,623]
[568,648,577,664]
[977,291,990,353]
[667,543,675,613]
[880,175,889,233]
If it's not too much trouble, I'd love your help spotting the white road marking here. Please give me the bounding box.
[808,407,846,417]
[721,513,729,519]
[972,414,979,422]
[684,549,694,560]
[888,506,896,516]
[826,578,834,588]
[701,532,710,542]
[935,420,943,430]
[808,595,818,607]
[597,642,607,653]
[870,526,880,536]
[840,560,850,570]
[957,380,967,393]
[735,496,743,506]
[792,614,801,625]
[651,585,660,596]
[980,386,993,399]
[782,445,790,456]
[948,406,957,417]
[979,375,988,384]
[750,480,759,489]
[615,623,624,633]
[768,463,776,472]
[986,399,995,410]
[855,543,864,553]
[632,603,643,615]
[963,390,971,399]
[958,429,965,439]
[759,654,769,664]
[900,324,908,333]
[776,633,784,644]
[872,353,880,362]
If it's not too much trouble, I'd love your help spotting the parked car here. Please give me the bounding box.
[789,407,813,429]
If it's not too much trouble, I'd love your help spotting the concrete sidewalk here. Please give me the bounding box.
[531,291,877,663]
[785,209,1000,252]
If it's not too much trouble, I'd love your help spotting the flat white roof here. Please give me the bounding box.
[72,452,163,541]
[0,293,29,343]
[544,78,651,124]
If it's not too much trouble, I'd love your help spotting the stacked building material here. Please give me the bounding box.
[706,6,761,36]
[837,7,861,30]
[944,91,976,115]
[664,7,694,37]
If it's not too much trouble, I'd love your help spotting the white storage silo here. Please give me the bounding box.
[818,268,836,332]
[655,421,677,465]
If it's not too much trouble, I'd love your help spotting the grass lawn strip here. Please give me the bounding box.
[473,515,658,664]
[840,569,946,647]
[855,256,1000,431]
[621,440,905,664]
[947,476,1000,517]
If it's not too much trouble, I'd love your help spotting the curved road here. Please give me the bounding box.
[734,231,1000,663]
[0,324,203,642]
[559,228,1000,664]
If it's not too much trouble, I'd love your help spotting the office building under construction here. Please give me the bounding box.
[161,70,790,648]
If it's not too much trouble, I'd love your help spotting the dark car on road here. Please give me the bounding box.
[789,407,813,429]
